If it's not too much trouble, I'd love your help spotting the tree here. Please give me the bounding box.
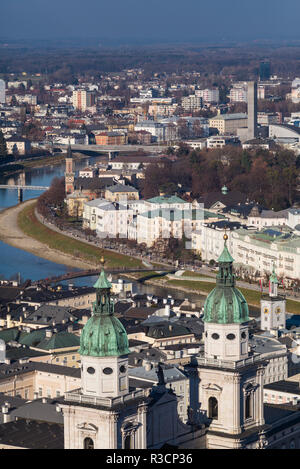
[0,131,7,158]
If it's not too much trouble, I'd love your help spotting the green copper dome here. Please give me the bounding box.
[79,269,130,357]
[203,238,249,324]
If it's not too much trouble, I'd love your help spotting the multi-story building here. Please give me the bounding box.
[83,198,146,235]
[72,90,95,112]
[229,83,248,103]
[195,88,219,104]
[133,207,224,248]
[209,113,248,135]
[94,132,127,145]
[134,121,166,143]
[206,135,240,149]
[248,206,300,230]
[230,228,300,280]
[104,184,139,202]
[182,95,203,112]
[6,136,31,156]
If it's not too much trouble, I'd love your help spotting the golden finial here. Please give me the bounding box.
[224,225,228,242]
[100,255,105,267]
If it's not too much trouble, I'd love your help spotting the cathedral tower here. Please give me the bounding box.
[197,235,266,449]
[79,268,130,398]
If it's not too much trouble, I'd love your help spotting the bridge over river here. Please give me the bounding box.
[32,267,175,286]
[0,184,50,202]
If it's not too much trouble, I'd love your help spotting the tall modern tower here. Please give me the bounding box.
[247,81,258,140]
[259,61,270,81]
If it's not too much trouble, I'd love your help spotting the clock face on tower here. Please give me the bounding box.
[264,307,269,314]
[276,307,281,314]
[66,176,74,182]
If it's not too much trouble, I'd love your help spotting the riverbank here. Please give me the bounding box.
[2,199,144,272]
[0,152,95,178]
[0,200,95,270]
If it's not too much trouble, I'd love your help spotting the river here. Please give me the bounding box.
[0,156,94,283]
[0,156,205,305]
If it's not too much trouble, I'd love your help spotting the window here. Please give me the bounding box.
[245,394,252,419]
[84,437,94,449]
[212,333,220,340]
[103,367,113,375]
[227,334,236,341]
[208,397,218,420]
[38,387,42,397]
[87,367,95,375]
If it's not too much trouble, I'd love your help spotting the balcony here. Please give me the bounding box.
[64,388,148,408]
[196,354,263,370]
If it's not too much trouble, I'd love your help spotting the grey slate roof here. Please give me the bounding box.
[10,398,64,424]
[0,419,64,449]
[0,362,80,381]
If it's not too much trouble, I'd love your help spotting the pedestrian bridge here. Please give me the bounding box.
[0,184,49,202]
[0,185,49,190]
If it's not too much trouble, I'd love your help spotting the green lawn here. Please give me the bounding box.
[167,278,300,314]
[17,202,143,269]
[181,270,214,279]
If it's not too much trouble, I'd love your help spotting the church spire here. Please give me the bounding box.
[203,234,249,324]
[269,263,278,298]
[93,257,113,316]
[67,139,72,159]
[216,233,235,287]
[79,257,130,357]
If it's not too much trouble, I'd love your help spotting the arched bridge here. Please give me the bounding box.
[33,267,175,286]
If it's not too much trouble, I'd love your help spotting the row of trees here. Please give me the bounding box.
[37,177,65,218]
[141,146,300,210]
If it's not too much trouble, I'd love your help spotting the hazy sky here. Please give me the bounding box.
[1,0,300,44]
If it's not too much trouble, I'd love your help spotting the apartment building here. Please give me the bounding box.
[195,88,219,104]
[72,90,95,112]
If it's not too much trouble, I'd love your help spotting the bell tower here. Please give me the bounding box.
[79,264,130,398]
[197,235,266,449]
[260,264,286,333]
[65,142,75,194]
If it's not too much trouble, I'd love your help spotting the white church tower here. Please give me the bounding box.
[61,264,194,449]
[61,266,148,449]
[197,235,266,449]
[260,265,286,333]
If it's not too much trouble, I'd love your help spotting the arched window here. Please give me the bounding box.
[124,434,132,449]
[84,437,94,449]
[245,394,252,419]
[208,397,218,420]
